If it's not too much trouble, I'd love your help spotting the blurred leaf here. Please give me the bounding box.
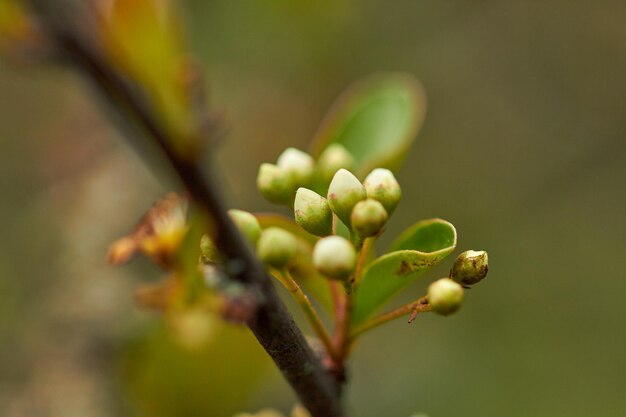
[310,73,426,178]
[255,213,332,312]
[175,207,213,304]
[0,0,42,59]
[352,219,456,324]
[122,322,270,417]
[97,0,200,154]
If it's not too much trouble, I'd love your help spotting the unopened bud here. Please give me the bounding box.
[312,236,356,280]
[277,147,315,186]
[257,163,295,205]
[294,188,333,236]
[317,144,355,183]
[450,250,489,286]
[351,198,388,238]
[228,209,261,246]
[257,227,297,268]
[327,169,366,226]
[363,168,402,216]
[428,278,464,316]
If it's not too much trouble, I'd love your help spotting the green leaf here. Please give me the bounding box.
[310,73,426,178]
[352,219,457,324]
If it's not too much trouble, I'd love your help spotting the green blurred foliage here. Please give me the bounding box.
[1,1,625,417]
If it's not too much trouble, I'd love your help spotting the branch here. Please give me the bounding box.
[29,3,343,416]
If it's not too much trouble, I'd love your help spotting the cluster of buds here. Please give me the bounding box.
[427,250,490,315]
[306,167,400,280]
[256,147,315,205]
[256,145,402,283]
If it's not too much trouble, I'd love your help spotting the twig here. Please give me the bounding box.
[28,2,344,415]
[274,269,337,361]
[351,296,431,340]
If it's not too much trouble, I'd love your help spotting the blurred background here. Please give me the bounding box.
[1,1,625,416]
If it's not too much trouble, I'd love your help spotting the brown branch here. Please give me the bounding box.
[28,2,343,416]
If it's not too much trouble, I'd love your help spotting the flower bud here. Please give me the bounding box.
[427,278,464,316]
[312,236,356,280]
[276,147,315,186]
[257,163,295,205]
[350,198,388,238]
[363,168,402,216]
[294,188,333,236]
[228,209,261,246]
[327,169,367,226]
[317,144,355,183]
[256,227,297,268]
[450,250,489,286]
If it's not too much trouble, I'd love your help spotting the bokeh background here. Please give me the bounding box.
[1,1,625,416]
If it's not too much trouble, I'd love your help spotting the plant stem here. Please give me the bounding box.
[353,237,374,287]
[351,296,431,339]
[275,270,336,360]
[29,3,344,415]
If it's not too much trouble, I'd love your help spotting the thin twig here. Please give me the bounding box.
[351,296,431,340]
[28,2,344,415]
[274,269,337,360]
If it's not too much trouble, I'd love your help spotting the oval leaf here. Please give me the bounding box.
[352,219,457,324]
[310,73,426,177]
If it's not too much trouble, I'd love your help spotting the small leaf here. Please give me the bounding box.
[97,0,200,155]
[352,219,457,324]
[310,73,426,178]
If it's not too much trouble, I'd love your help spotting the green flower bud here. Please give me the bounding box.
[350,198,388,238]
[312,236,356,280]
[317,144,355,183]
[256,227,297,268]
[276,147,314,186]
[256,163,295,205]
[327,168,367,226]
[450,250,489,286]
[363,168,402,216]
[228,209,261,246]
[428,278,464,316]
[294,188,332,236]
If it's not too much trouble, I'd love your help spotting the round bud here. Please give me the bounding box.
[276,147,314,186]
[256,227,297,268]
[428,278,464,316]
[317,144,355,183]
[312,236,357,280]
[450,250,489,286]
[294,188,333,236]
[256,163,295,205]
[363,168,402,216]
[228,209,261,246]
[351,198,388,238]
[327,168,367,226]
